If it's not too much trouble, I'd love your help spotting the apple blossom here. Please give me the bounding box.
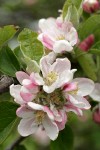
[16,102,59,140]
[83,0,100,13]
[10,71,44,104]
[63,78,94,110]
[38,17,78,53]
[40,53,76,93]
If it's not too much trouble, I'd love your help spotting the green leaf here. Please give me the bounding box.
[78,15,100,40]
[62,0,83,19]
[65,5,79,28]
[18,28,44,63]
[0,25,19,47]
[50,125,74,150]
[75,48,97,81]
[24,57,40,74]
[0,46,21,77]
[15,145,27,150]
[0,101,18,144]
[14,46,26,69]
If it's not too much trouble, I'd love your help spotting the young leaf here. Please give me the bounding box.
[0,46,21,77]
[75,48,97,81]
[18,28,44,63]
[78,15,100,40]
[24,57,40,74]
[0,101,19,144]
[0,25,19,47]
[65,5,79,28]
[62,0,83,19]
[50,125,74,150]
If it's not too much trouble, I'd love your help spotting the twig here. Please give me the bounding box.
[0,75,14,94]
[6,136,26,150]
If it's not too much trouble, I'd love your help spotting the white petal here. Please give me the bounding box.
[16,105,34,118]
[28,102,43,110]
[18,118,38,136]
[68,94,91,109]
[43,80,58,93]
[42,116,59,140]
[30,72,44,85]
[66,27,78,46]
[10,84,24,104]
[53,40,73,53]
[39,18,56,32]
[57,70,76,88]
[90,83,100,102]
[51,58,71,73]
[73,78,94,96]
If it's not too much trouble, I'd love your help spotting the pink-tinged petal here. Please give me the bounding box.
[50,106,62,122]
[39,18,56,32]
[20,86,36,102]
[68,94,91,109]
[63,82,78,92]
[90,83,100,102]
[42,116,59,140]
[56,16,63,27]
[30,73,44,85]
[53,40,73,53]
[16,71,29,84]
[18,118,38,136]
[22,79,37,89]
[43,106,54,120]
[42,34,54,50]
[66,27,78,46]
[73,78,94,96]
[10,84,24,105]
[16,105,34,118]
[56,111,67,130]
[64,102,83,116]
[28,102,43,110]
[51,58,71,73]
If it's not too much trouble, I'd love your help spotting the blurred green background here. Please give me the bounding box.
[0,0,100,150]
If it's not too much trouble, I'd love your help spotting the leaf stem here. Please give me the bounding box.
[6,136,26,150]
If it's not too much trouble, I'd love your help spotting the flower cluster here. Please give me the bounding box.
[10,17,95,140]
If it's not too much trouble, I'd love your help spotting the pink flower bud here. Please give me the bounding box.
[83,0,100,13]
[93,107,100,124]
[79,34,95,52]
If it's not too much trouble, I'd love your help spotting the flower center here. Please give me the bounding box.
[45,71,58,86]
[35,110,46,124]
[56,35,65,40]
[68,88,78,95]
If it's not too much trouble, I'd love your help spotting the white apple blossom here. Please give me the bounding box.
[16,102,59,140]
[63,78,94,110]
[38,17,78,53]
[40,53,76,93]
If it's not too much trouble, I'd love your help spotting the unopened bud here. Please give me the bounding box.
[79,34,95,52]
[93,107,100,124]
[83,0,100,13]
